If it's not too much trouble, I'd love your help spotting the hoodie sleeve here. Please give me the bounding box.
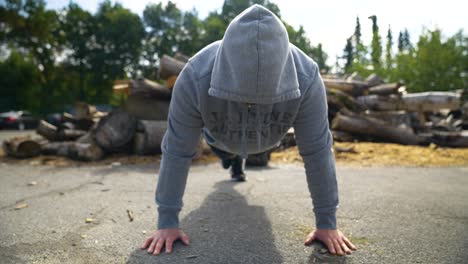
[156,62,203,229]
[293,66,339,230]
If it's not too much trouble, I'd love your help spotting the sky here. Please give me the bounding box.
[47,0,468,65]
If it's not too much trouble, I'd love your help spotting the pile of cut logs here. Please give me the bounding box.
[4,53,467,163]
[324,74,468,147]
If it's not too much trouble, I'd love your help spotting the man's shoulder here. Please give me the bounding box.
[187,41,220,80]
[290,43,319,81]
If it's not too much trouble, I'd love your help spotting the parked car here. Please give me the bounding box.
[0,111,39,130]
[45,113,64,127]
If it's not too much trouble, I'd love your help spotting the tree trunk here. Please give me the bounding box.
[431,131,468,148]
[62,112,95,131]
[368,83,402,95]
[357,92,461,111]
[3,136,42,158]
[364,111,414,128]
[331,130,354,142]
[133,120,168,155]
[332,113,425,145]
[365,73,384,87]
[326,88,367,112]
[322,79,369,96]
[95,110,137,152]
[125,95,170,120]
[36,120,58,141]
[41,142,104,161]
[403,92,461,111]
[174,52,190,62]
[159,55,186,79]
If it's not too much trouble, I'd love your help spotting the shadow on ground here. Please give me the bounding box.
[127,180,284,264]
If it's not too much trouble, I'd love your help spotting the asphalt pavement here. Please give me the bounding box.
[0,154,467,263]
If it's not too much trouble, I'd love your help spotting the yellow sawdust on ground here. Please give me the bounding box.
[0,149,219,167]
[271,142,468,167]
[1,142,467,167]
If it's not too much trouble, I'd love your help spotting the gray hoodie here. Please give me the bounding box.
[156,4,339,230]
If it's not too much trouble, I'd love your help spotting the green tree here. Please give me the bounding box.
[60,3,95,101]
[385,25,393,74]
[343,37,354,73]
[1,0,64,113]
[353,17,366,63]
[410,30,465,92]
[311,43,330,73]
[368,15,382,74]
[178,9,204,56]
[0,51,41,112]
[90,1,144,101]
[398,29,412,53]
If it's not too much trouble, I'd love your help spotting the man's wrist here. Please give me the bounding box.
[315,211,337,230]
[157,207,180,229]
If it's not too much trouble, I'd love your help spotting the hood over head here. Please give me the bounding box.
[209,4,300,104]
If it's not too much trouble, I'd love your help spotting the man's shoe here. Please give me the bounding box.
[231,172,246,182]
[222,159,231,169]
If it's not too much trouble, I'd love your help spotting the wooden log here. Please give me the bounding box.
[95,111,137,152]
[403,92,460,111]
[74,102,96,119]
[125,95,170,120]
[430,131,468,148]
[36,120,58,141]
[356,94,403,111]
[368,83,401,96]
[174,52,190,63]
[36,120,87,141]
[357,92,461,112]
[326,88,367,112]
[159,55,186,79]
[365,73,384,87]
[60,129,87,141]
[3,136,42,158]
[332,113,425,145]
[41,141,104,161]
[364,111,414,128]
[322,79,369,96]
[346,72,363,82]
[41,142,71,156]
[62,112,95,131]
[133,120,168,155]
[71,143,104,161]
[331,130,354,142]
[129,78,172,100]
[334,145,357,153]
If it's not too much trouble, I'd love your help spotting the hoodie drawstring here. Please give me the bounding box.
[256,104,262,153]
[241,104,248,160]
[241,103,262,159]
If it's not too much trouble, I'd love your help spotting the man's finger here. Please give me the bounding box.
[340,240,352,254]
[333,239,345,256]
[304,233,316,245]
[180,233,190,245]
[148,238,158,254]
[325,239,336,255]
[165,238,174,254]
[153,239,165,255]
[141,237,152,249]
[343,236,357,250]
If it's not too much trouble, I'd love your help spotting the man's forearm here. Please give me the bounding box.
[156,149,193,229]
[302,144,339,229]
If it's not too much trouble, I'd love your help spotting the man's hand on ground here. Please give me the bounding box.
[304,229,356,256]
[141,228,190,255]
